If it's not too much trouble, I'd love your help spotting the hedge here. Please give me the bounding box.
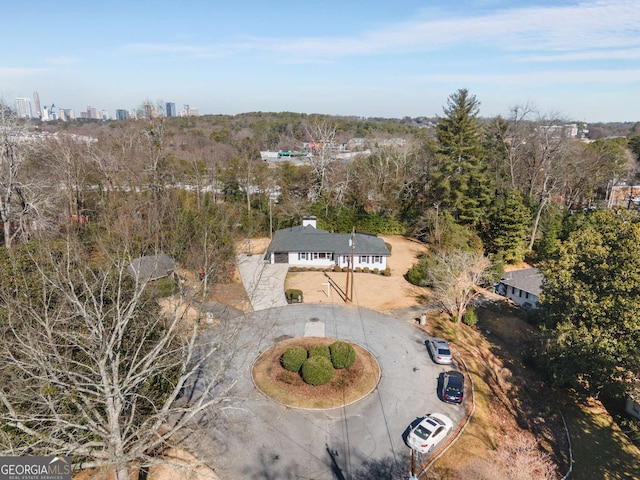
[330,341,356,369]
[281,346,307,372]
[301,356,334,386]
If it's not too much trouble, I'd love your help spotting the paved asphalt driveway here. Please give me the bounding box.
[197,304,466,480]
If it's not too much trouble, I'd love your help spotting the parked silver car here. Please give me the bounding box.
[427,337,453,364]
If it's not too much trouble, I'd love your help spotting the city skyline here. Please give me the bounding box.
[1,0,639,123]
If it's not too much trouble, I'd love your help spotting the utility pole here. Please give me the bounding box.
[350,227,355,302]
[409,448,417,479]
[268,193,278,239]
[345,227,355,303]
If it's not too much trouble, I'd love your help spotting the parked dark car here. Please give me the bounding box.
[442,370,464,404]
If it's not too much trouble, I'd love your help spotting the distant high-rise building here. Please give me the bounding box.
[15,98,33,118]
[87,106,97,119]
[180,105,198,117]
[33,91,42,119]
[59,109,74,121]
[166,102,176,117]
[116,109,129,121]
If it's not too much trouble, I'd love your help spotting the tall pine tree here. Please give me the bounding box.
[433,89,493,226]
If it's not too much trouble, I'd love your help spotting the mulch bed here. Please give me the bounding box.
[253,337,380,409]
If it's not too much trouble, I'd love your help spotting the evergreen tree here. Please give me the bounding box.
[485,191,530,264]
[433,89,493,226]
[539,209,640,397]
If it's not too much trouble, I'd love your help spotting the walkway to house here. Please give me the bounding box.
[236,253,289,311]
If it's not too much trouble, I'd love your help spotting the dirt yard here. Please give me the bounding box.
[275,235,430,312]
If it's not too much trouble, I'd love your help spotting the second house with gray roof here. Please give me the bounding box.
[264,216,390,271]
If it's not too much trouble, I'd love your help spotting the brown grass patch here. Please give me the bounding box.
[252,337,380,409]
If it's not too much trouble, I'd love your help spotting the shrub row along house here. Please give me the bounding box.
[264,216,390,271]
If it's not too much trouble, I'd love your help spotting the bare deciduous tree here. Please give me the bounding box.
[304,120,338,200]
[0,103,52,247]
[0,239,235,480]
[457,433,557,480]
[426,249,492,323]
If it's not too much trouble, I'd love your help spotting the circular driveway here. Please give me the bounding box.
[198,304,465,479]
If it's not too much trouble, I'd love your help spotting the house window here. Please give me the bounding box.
[342,255,350,264]
[298,252,308,261]
[519,289,523,297]
[372,255,382,263]
[313,252,318,260]
[511,286,515,294]
[525,292,529,299]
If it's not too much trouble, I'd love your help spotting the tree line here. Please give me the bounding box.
[1,90,640,475]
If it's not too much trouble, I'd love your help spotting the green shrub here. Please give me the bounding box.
[462,306,478,327]
[382,268,391,277]
[301,356,334,386]
[285,289,303,303]
[385,242,392,253]
[363,267,370,273]
[281,346,307,372]
[330,341,356,369]
[308,344,331,359]
[373,268,380,275]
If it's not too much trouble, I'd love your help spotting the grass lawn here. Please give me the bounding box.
[564,401,640,479]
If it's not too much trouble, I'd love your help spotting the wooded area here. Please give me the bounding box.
[1,91,639,476]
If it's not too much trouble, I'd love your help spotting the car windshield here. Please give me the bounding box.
[438,347,451,356]
[446,384,462,393]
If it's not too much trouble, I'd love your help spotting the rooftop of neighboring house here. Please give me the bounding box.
[501,267,544,296]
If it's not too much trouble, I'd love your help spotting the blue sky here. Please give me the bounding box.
[1,0,639,122]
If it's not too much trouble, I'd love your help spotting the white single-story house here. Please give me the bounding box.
[497,267,544,310]
[626,380,640,420]
[627,395,640,421]
[264,216,390,270]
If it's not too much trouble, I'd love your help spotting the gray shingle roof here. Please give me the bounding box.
[265,225,390,256]
[127,253,177,282]
[501,267,543,296]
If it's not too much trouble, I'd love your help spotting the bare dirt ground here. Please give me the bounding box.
[281,235,430,312]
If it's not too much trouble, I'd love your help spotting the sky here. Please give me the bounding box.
[1,0,639,123]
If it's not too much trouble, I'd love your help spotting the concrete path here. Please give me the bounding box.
[197,304,466,480]
[236,253,289,311]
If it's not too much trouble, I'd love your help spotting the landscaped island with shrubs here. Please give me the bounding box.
[282,340,356,386]
[252,337,380,409]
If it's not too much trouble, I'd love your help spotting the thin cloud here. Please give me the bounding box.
[120,0,640,65]
[123,42,238,59]
[521,48,640,63]
[46,56,79,66]
[0,67,49,79]
[415,69,640,86]
[267,0,640,58]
